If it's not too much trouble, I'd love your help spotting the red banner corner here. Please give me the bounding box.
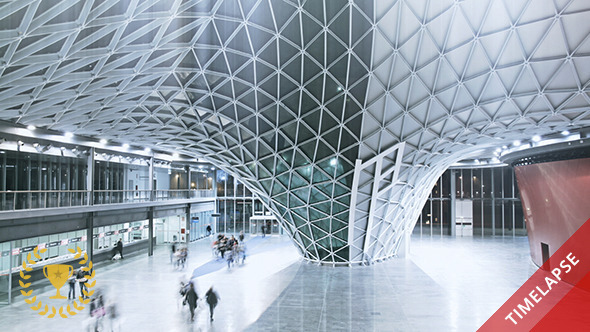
[479,217,590,331]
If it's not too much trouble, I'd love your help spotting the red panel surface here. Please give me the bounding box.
[515,157,590,269]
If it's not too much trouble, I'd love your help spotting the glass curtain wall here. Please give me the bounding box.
[216,169,262,235]
[414,167,525,237]
[0,151,88,210]
[415,172,452,236]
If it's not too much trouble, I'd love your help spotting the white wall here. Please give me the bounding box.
[154,167,171,190]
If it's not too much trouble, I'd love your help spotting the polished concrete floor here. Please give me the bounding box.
[0,234,537,331]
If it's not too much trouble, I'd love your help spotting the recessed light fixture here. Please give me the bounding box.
[27,125,36,130]
[65,132,73,138]
[211,167,215,170]
[532,135,541,142]
[561,130,570,135]
[172,153,179,158]
[99,139,107,144]
[60,147,66,150]
[122,143,129,149]
[144,147,151,153]
[502,145,508,149]
[474,159,479,163]
[495,148,501,153]
[513,140,521,147]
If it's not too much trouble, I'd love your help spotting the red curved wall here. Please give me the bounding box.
[515,157,590,267]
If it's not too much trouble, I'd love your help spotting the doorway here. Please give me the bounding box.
[455,199,473,236]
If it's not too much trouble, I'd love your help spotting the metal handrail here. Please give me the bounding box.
[0,189,215,211]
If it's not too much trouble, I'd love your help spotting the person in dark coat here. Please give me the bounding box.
[170,242,176,263]
[205,286,219,321]
[116,239,124,259]
[184,282,199,321]
[206,224,212,236]
[76,268,88,299]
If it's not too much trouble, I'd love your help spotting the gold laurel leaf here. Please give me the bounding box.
[22,261,27,269]
[21,289,32,296]
[74,253,81,259]
[68,248,76,254]
[73,301,81,310]
[22,274,31,280]
[84,253,88,261]
[82,298,90,304]
[32,301,43,311]
[25,296,36,304]
[83,290,94,297]
[87,280,96,288]
[40,248,47,253]
[79,259,87,265]
[58,307,68,318]
[66,305,77,316]
[47,306,56,318]
[87,261,93,269]
[19,280,31,288]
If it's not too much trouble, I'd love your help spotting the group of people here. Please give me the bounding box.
[67,267,92,300]
[88,290,120,332]
[212,232,246,268]
[179,280,220,322]
[170,243,189,269]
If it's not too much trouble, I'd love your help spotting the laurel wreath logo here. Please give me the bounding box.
[20,246,96,318]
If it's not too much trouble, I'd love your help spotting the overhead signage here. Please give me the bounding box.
[21,245,37,253]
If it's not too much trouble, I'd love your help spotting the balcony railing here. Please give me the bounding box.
[0,189,215,211]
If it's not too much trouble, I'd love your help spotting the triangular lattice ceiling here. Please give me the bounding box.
[0,0,589,264]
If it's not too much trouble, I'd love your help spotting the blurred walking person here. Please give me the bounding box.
[184,282,199,322]
[107,299,120,332]
[205,286,220,322]
[170,242,176,263]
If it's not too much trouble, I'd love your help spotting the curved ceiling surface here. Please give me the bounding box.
[0,0,589,264]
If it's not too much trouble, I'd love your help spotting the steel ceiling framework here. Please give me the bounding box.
[0,0,589,264]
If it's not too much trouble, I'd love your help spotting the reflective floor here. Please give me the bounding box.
[0,234,536,331]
